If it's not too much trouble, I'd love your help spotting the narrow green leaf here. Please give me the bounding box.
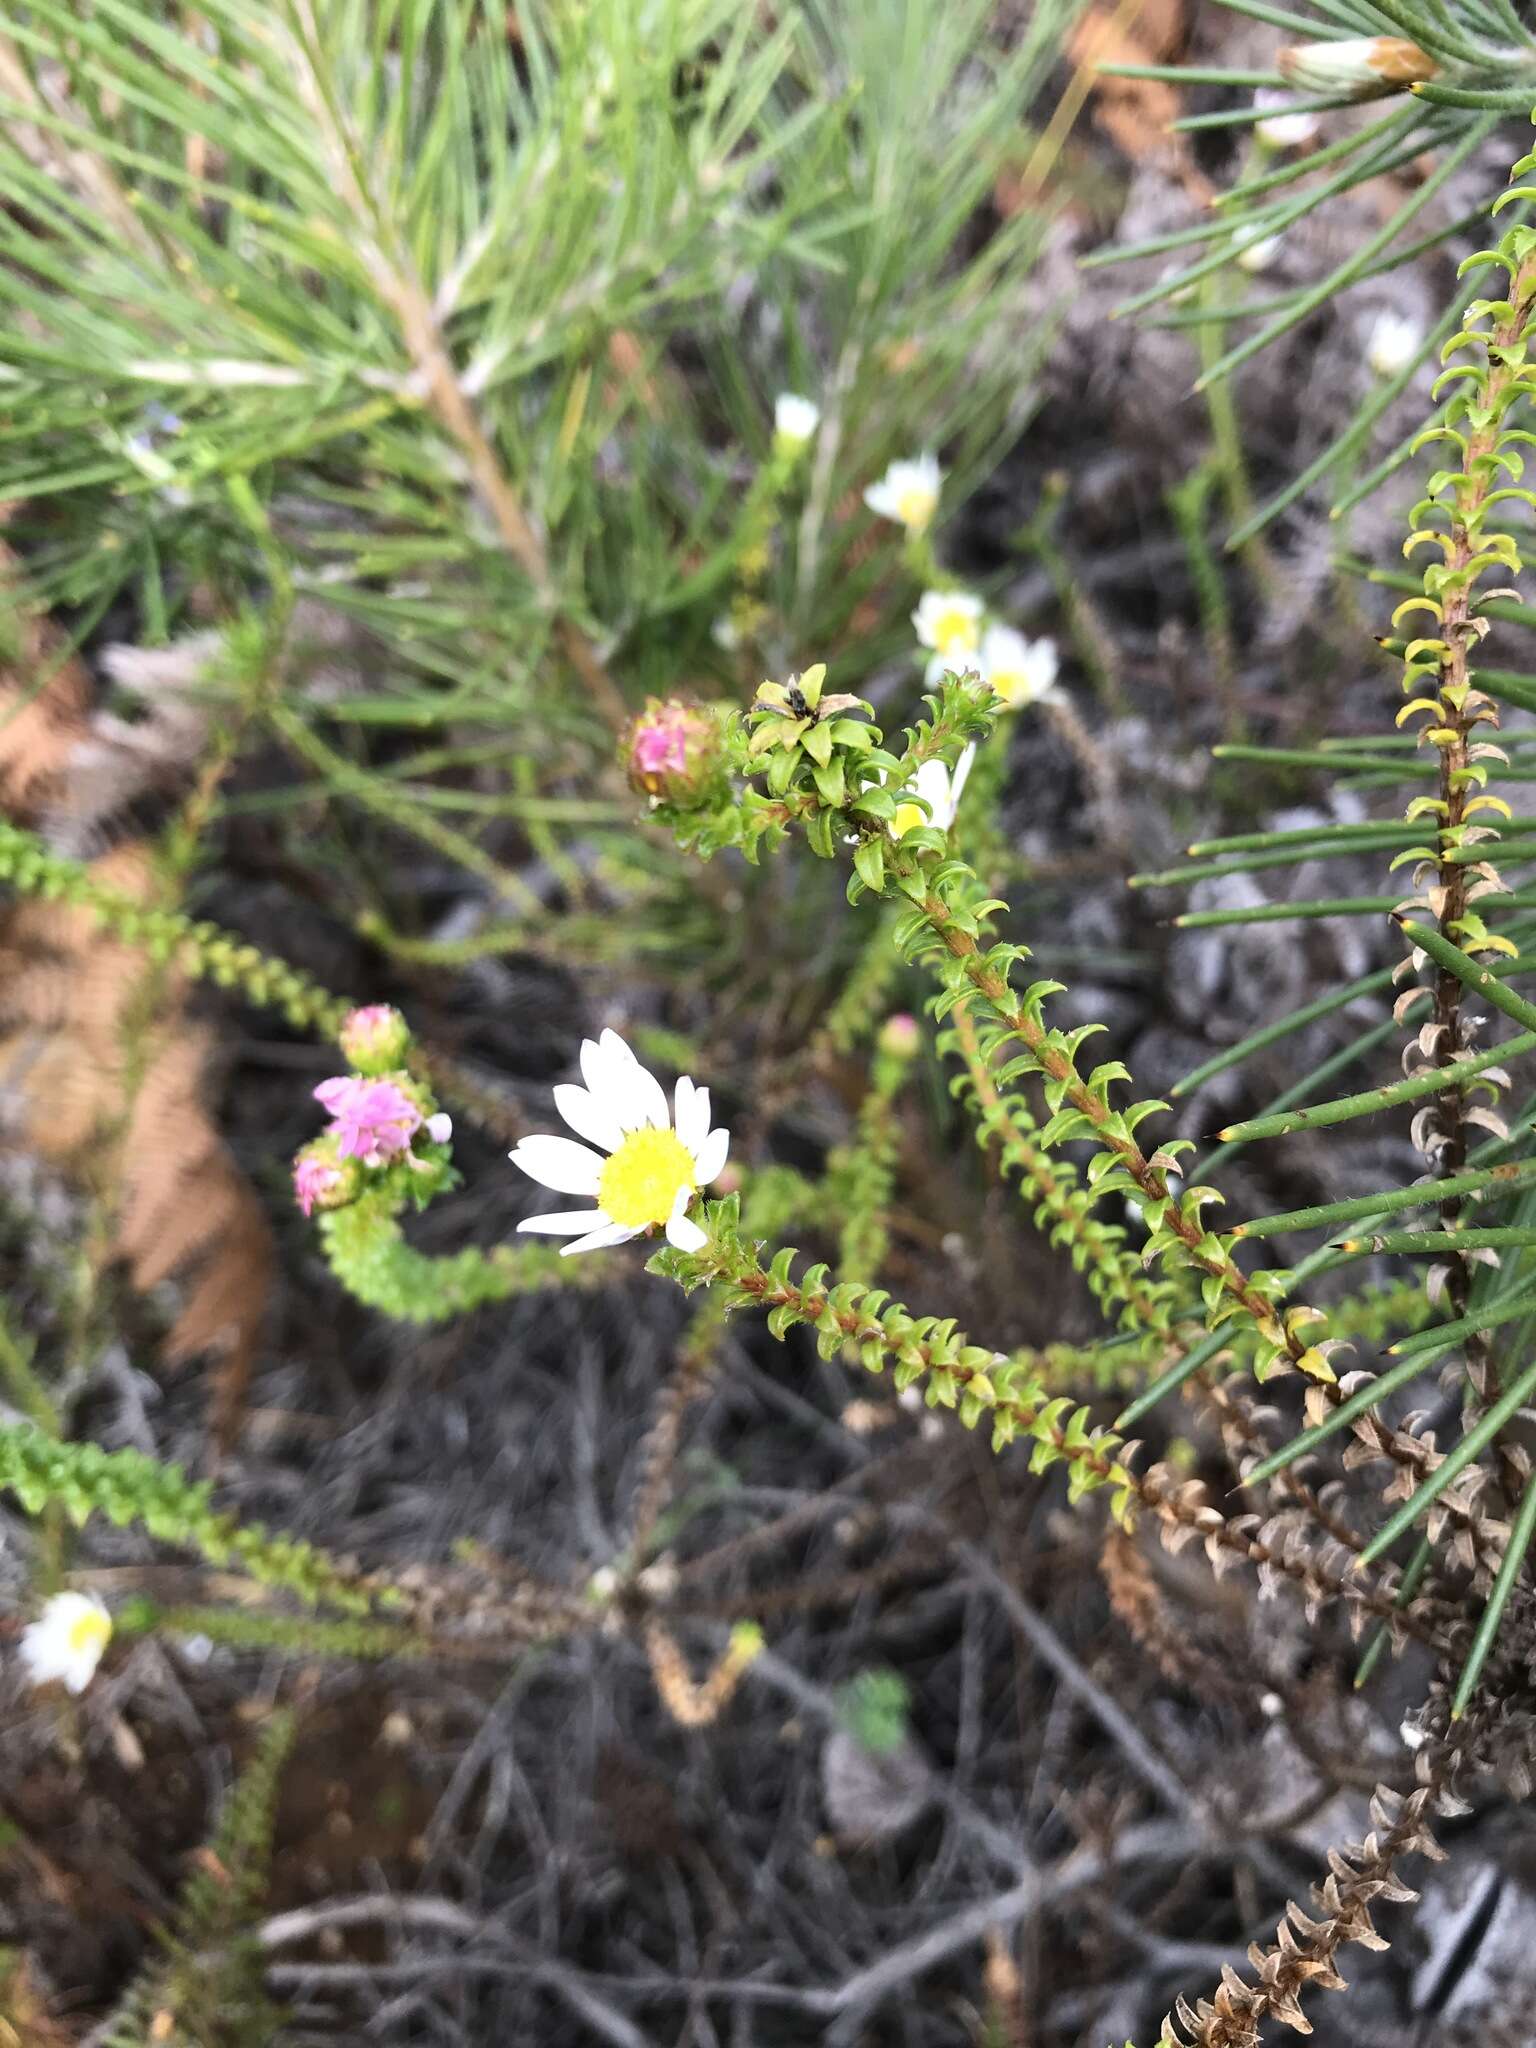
[1236,1163,1536,1240]
[1211,744,1427,773]
[1332,1226,1536,1257]
[1388,1282,1536,1356]
[1112,1324,1231,1431]
[1217,1029,1536,1144]
[1133,834,1426,890]
[1174,967,1398,1098]
[1175,896,1398,928]
[1355,1532,1434,1688]
[1243,1350,1436,1489]
[1453,1466,1536,1715]
[1186,823,1423,857]
[1358,1353,1536,1567]
[1398,921,1536,1037]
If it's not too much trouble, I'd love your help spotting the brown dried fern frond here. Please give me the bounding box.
[0,581,272,1444]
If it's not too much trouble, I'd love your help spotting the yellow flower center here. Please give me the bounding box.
[931,606,980,654]
[989,667,1026,706]
[67,1608,110,1658]
[891,800,928,839]
[598,1126,696,1230]
[895,484,936,530]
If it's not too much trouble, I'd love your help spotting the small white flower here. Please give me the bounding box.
[425,1113,452,1144]
[912,589,984,662]
[980,624,1059,710]
[1365,310,1422,379]
[712,614,743,651]
[1252,92,1319,150]
[864,453,942,534]
[20,1591,112,1694]
[1234,230,1281,274]
[510,1030,729,1256]
[773,393,820,450]
[889,746,976,839]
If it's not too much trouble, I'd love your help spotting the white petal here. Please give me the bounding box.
[553,1083,624,1154]
[509,1135,604,1196]
[560,1220,638,1257]
[674,1075,710,1153]
[605,1040,671,1132]
[18,1628,55,1683]
[909,757,955,827]
[912,757,950,802]
[691,1126,729,1186]
[581,1029,637,1114]
[579,1034,616,1099]
[775,393,819,441]
[518,1206,609,1235]
[950,741,977,811]
[665,1194,708,1253]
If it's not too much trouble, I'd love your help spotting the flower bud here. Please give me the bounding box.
[623,697,723,805]
[338,1003,411,1073]
[1252,91,1320,150]
[1365,309,1422,378]
[293,1137,358,1217]
[878,1013,921,1059]
[1276,36,1436,99]
[773,392,820,456]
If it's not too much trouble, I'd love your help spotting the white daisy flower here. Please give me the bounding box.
[864,453,942,534]
[510,1030,729,1257]
[889,746,976,839]
[912,589,984,660]
[980,624,1059,709]
[1365,309,1422,379]
[20,1591,112,1694]
[773,393,820,451]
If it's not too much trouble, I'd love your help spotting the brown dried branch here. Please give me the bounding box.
[627,1296,728,1568]
[1160,1737,1464,2046]
[1100,1524,1252,1710]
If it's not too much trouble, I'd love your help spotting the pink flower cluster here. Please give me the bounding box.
[313,1075,423,1166]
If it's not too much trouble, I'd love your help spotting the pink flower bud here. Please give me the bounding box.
[623,697,723,805]
[293,1144,353,1217]
[878,1013,921,1058]
[338,1004,411,1073]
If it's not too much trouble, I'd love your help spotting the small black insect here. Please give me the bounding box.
[784,684,813,719]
